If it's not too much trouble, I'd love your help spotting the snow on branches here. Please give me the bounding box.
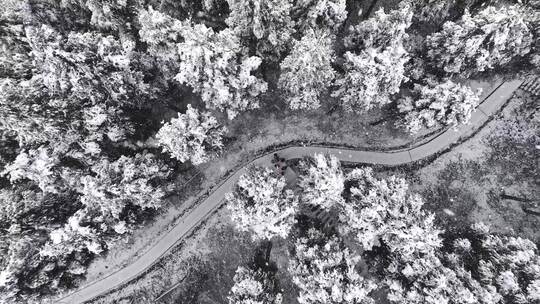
[333,4,412,112]
[227,166,298,240]
[298,153,344,209]
[278,29,337,110]
[175,24,268,119]
[444,223,540,303]
[76,153,171,218]
[226,0,295,60]
[156,105,226,165]
[426,5,533,76]
[289,228,376,304]
[228,266,283,304]
[398,80,482,134]
[343,4,412,51]
[339,167,442,256]
[332,48,408,112]
[293,0,348,34]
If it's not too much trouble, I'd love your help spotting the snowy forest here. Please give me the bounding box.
[0,0,538,303]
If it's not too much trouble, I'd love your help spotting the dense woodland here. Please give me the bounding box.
[227,154,540,304]
[0,0,538,303]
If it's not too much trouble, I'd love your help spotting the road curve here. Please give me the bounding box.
[57,80,523,304]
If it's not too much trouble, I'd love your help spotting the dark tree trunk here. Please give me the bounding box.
[500,193,531,203]
[362,0,379,20]
[265,240,273,264]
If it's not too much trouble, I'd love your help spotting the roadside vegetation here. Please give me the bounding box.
[0,0,538,303]
[102,149,540,304]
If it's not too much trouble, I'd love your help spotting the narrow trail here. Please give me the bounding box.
[57,80,523,304]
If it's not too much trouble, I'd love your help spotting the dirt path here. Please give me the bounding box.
[57,80,523,304]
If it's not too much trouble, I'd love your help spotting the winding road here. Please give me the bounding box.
[57,80,523,304]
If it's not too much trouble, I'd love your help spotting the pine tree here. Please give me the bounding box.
[289,228,376,304]
[227,167,298,240]
[156,105,227,165]
[426,5,533,76]
[278,29,337,110]
[398,80,481,134]
[228,266,283,304]
[298,154,344,210]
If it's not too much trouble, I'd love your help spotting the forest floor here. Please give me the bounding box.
[80,76,516,304]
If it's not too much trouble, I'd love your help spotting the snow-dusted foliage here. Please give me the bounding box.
[337,167,476,304]
[156,105,227,165]
[0,2,180,301]
[138,7,186,75]
[227,167,298,240]
[79,0,140,30]
[333,4,412,112]
[344,4,412,51]
[445,223,540,303]
[426,5,533,76]
[412,0,455,23]
[40,211,104,259]
[410,0,477,24]
[0,25,140,148]
[278,29,337,110]
[27,25,148,107]
[228,266,283,304]
[339,167,442,255]
[398,80,482,134]
[2,146,60,193]
[298,153,344,209]
[289,228,377,304]
[383,221,540,304]
[175,23,268,119]
[385,251,480,304]
[74,153,171,219]
[332,48,408,112]
[226,0,295,60]
[0,153,170,301]
[293,0,347,33]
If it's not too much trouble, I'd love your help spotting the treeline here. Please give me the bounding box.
[0,0,538,302]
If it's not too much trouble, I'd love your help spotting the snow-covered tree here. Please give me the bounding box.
[153,0,227,21]
[278,29,337,110]
[298,153,344,210]
[426,5,533,76]
[398,80,482,134]
[344,4,412,51]
[444,223,540,304]
[289,228,377,304]
[339,167,442,256]
[293,0,347,34]
[228,266,283,304]
[227,167,298,240]
[0,25,143,149]
[2,146,59,194]
[40,210,104,258]
[156,105,227,165]
[0,189,94,301]
[0,3,32,80]
[226,0,295,60]
[26,25,148,107]
[138,7,187,76]
[175,23,268,119]
[75,153,171,220]
[0,4,175,301]
[410,0,479,24]
[340,169,477,304]
[72,0,142,31]
[385,250,484,304]
[333,5,412,112]
[332,47,408,112]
